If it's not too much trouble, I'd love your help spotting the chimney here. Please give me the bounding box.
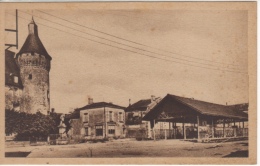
[88,97,93,105]
[129,99,131,106]
[51,108,55,113]
[151,95,156,102]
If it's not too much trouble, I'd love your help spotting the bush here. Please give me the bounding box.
[135,128,147,141]
[113,136,119,140]
[5,109,57,141]
[73,135,85,143]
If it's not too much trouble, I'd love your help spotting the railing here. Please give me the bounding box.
[237,128,248,137]
[150,127,248,140]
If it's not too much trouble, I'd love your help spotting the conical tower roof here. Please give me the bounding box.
[17,17,52,60]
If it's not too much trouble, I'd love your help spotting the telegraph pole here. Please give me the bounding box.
[5,9,18,50]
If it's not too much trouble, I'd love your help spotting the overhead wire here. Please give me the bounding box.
[6,12,248,75]
[19,10,240,70]
[36,9,240,68]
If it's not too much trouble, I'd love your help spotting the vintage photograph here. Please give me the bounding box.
[2,2,256,164]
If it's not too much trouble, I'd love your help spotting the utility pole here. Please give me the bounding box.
[5,9,18,50]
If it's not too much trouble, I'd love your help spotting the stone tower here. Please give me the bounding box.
[15,17,52,114]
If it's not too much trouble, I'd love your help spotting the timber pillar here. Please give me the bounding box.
[197,116,200,142]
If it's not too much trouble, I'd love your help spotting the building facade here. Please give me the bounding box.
[69,99,126,139]
[11,18,52,114]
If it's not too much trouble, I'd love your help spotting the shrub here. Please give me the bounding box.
[135,128,147,141]
[5,109,57,141]
[113,136,119,140]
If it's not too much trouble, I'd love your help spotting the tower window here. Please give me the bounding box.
[28,74,32,79]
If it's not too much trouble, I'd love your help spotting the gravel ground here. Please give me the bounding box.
[5,139,248,158]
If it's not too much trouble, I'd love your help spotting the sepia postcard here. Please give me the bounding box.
[0,2,257,165]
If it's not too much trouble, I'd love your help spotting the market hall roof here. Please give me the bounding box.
[16,17,52,60]
[143,94,248,121]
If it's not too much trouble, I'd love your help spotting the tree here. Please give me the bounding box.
[5,109,58,141]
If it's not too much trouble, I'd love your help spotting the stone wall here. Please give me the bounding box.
[16,53,50,114]
[5,86,22,111]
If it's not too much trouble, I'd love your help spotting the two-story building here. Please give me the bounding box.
[69,98,126,139]
[125,95,162,138]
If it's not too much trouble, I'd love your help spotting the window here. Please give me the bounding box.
[109,111,113,122]
[47,90,50,101]
[14,76,18,83]
[84,113,89,123]
[85,127,89,136]
[119,112,123,122]
[28,74,32,80]
[95,125,103,136]
[108,125,115,135]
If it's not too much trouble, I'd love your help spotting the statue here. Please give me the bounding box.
[58,114,67,137]
[60,114,65,126]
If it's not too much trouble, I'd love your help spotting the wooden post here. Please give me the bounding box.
[169,122,171,139]
[242,121,245,136]
[165,128,167,140]
[223,119,226,138]
[173,122,177,139]
[197,116,200,141]
[183,118,186,140]
[211,118,214,138]
[153,119,156,141]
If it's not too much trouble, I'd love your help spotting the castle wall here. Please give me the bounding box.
[5,86,22,111]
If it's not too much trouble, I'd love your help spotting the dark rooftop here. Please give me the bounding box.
[17,19,52,60]
[125,99,151,112]
[68,102,126,119]
[78,102,125,111]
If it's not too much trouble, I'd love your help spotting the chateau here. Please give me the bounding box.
[5,18,51,115]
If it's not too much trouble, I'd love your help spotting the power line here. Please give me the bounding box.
[36,9,240,67]
[6,12,247,75]
[19,10,240,70]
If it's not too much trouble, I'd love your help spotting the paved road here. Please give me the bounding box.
[5,139,248,158]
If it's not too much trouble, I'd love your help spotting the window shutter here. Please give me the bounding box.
[106,111,109,122]
[111,112,114,121]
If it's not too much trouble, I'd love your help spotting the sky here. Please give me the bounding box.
[5,9,249,114]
